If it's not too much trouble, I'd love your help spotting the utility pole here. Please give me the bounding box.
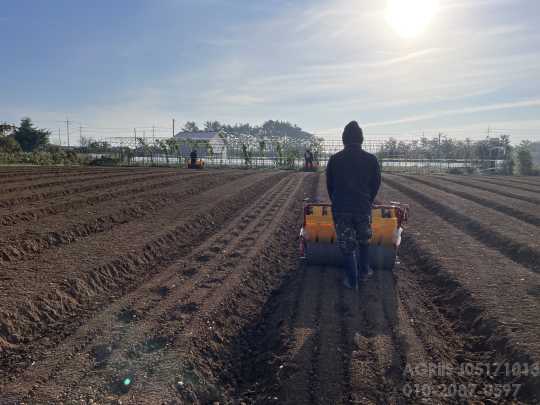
[152,126,155,144]
[172,118,175,137]
[79,126,82,147]
[58,128,61,146]
[66,119,70,147]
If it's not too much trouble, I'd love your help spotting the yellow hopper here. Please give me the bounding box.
[300,202,409,270]
[187,159,205,169]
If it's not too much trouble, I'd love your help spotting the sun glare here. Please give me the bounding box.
[386,0,439,39]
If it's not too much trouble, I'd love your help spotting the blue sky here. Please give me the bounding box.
[1,0,539,143]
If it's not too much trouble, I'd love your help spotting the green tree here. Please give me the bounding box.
[274,141,284,167]
[165,138,179,163]
[12,118,50,152]
[498,135,514,175]
[136,137,153,165]
[204,121,222,132]
[183,121,200,132]
[258,140,266,166]
[155,139,170,164]
[515,141,534,175]
[241,143,252,167]
[310,137,323,162]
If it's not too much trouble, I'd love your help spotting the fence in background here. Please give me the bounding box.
[60,136,506,174]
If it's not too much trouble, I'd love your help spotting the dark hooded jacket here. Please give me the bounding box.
[326,143,381,215]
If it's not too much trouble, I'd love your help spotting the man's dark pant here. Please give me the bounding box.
[333,211,372,286]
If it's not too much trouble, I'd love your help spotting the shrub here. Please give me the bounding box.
[0,136,22,153]
[514,141,534,175]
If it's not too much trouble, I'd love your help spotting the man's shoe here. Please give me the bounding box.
[366,266,374,278]
[343,278,355,289]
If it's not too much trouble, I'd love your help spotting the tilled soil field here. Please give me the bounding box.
[1,167,540,404]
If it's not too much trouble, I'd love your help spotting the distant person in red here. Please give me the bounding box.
[304,148,314,169]
[326,121,381,289]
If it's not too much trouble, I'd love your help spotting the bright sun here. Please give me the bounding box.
[386,0,439,39]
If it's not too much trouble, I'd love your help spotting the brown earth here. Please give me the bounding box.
[1,167,539,404]
[440,176,540,205]
[477,176,540,192]
[398,174,540,225]
[384,174,540,273]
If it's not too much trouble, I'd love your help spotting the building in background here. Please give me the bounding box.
[174,130,228,160]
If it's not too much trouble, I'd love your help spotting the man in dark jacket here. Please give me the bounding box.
[326,121,381,289]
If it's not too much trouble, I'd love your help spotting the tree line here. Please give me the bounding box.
[0,118,81,165]
[378,134,537,175]
[180,119,315,143]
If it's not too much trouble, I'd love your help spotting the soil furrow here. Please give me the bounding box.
[384,175,540,273]
[0,167,128,183]
[1,173,312,404]
[0,171,208,226]
[0,171,280,358]
[276,266,324,404]
[477,177,540,193]
[6,170,289,368]
[0,170,192,209]
[400,174,540,226]
[387,270,436,404]
[314,267,345,405]
[438,176,540,205]
[231,262,311,404]
[121,174,308,401]
[0,171,246,263]
[77,175,301,363]
[344,283,378,404]
[3,168,539,405]
[0,168,154,194]
[361,271,406,405]
[484,176,540,188]
[55,172,309,404]
[97,174,308,403]
[399,236,537,404]
[382,182,540,402]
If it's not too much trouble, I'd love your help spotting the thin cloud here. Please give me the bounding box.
[304,48,446,72]
[294,3,380,34]
[441,0,517,10]
[364,99,540,127]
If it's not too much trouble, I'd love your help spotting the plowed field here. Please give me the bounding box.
[1,167,539,405]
